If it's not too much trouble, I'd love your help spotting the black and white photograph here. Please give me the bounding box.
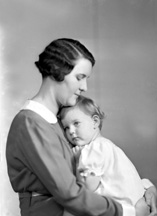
[1,1,157,216]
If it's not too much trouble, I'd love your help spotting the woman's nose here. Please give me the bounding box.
[80,79,87,92]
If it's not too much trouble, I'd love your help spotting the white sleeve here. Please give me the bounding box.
[122,203,136,216]
[78,139,111,177]
[142,178,154,189]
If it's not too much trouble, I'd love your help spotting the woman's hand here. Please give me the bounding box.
[144,186,157,216]
[135,197,150,216]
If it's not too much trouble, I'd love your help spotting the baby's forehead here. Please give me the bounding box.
[61,107,88,121]
[63,107,83,117]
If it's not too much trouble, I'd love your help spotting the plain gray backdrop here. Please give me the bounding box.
[0,0,157,215]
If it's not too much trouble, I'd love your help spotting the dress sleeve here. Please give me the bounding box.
[122,204,136,216]
[17,114,123,216]
[142,179,154,189]
[78,138,113,177]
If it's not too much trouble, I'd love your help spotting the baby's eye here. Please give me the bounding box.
[63,126,69,131]
[74,121,80,127]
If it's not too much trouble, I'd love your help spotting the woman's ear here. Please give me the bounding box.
[92,115,100,129]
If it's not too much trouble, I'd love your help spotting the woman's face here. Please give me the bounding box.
[56,58,93,107]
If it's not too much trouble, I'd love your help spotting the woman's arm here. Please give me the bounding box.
[17,113,123,216]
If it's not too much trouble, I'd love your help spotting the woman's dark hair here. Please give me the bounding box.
[35,38,95,81]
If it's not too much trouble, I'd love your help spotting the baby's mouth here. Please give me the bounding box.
[72,137,79,142]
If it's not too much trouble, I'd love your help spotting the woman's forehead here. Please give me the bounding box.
[73,58,92,74]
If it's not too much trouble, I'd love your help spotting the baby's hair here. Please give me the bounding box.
[35,38,95,81]
[59,95,105,130]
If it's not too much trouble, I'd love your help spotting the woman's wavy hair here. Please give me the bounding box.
[59,95,105,130]
[35,38,95,81]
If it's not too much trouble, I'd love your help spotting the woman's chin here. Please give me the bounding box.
[66,99,77,107]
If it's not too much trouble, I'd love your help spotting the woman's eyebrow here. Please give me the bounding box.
[78,74,86,77]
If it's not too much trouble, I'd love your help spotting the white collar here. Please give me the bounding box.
[21,100,57,124]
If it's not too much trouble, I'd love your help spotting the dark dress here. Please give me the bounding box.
[6,106,122,216]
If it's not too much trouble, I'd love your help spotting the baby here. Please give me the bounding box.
[59,95,151,216]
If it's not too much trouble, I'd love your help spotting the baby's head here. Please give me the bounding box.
[59,96,105,146]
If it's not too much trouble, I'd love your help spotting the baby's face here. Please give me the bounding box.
[61,108,97,146]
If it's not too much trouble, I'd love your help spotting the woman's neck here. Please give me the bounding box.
[32,78,59,116]
[32,95,58,116]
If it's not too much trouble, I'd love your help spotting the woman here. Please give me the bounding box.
[6,38,157,216]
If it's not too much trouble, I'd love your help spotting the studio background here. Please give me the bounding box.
[0,0,157,215]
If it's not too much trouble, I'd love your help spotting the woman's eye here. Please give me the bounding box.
[77,74,85,81]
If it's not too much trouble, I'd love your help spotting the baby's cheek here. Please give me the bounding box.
[65,132,70,141]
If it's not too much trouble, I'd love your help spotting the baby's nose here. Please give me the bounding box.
[69,127,75,135]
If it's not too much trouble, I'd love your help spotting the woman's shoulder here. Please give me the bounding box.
[11,109,53,132]
[14,109,43,123]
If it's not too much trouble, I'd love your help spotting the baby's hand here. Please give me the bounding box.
[135,197,150,216]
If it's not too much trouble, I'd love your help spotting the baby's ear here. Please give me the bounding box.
[92,115,100,129]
